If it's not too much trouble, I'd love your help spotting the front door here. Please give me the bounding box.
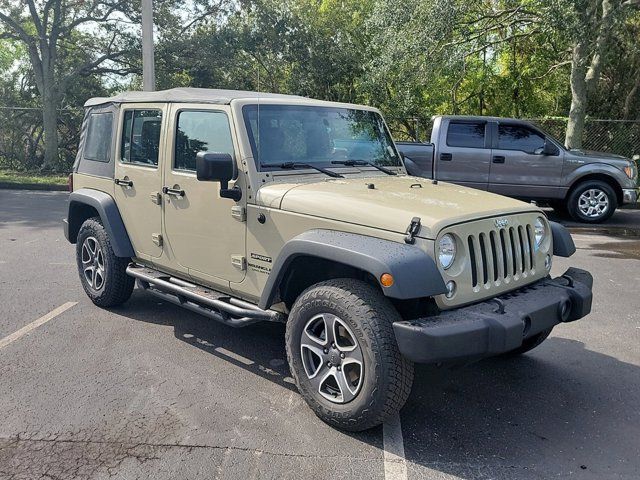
[162,106,246,285]
[435,120,491,190]
[488,122,564,199]
[113,106,165,259]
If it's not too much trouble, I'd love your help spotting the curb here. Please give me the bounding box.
[0,182,68,192]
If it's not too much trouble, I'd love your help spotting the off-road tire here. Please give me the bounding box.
[567,180,617,224]
[285,278,414,431]
[76,217,134,307]
[505,328,553,356]
[550,200,569,218]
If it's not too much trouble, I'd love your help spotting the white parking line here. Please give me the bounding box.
[0,302,77,350]
[383,413,408,480]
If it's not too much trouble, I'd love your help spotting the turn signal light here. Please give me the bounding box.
[380,273,394,287]
[67,173,73,192]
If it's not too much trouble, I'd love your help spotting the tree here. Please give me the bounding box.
[0,0,137,170]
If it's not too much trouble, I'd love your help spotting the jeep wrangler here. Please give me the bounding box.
[64,88,593,431]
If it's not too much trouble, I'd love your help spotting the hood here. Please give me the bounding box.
[568,149,629,162]
[256,176,539,239]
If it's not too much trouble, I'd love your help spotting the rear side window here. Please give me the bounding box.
[120,109,162,166]
[498,124,545,154]
[446,122,485,149]
[84,113,113,163]
[174,110,234,171]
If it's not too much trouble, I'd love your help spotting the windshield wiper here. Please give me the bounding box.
[261,162,344,178]
[331,160,397,175]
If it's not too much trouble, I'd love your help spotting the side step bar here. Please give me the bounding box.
[126,264,285,328]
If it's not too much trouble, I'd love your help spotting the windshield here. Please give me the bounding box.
[242,104,401,171]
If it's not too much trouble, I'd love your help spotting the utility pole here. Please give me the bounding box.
[141,0,156,91]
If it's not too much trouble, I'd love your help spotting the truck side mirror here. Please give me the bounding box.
[196,152,242,201]
[535,139,559,156]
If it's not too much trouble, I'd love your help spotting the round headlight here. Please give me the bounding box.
[438,234,456,270]
[534,217,546,246]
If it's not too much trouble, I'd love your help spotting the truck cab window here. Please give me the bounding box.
[174,111,234,171]
[498,124,545,154]
[446,122,485,149]
[120,109,162,166]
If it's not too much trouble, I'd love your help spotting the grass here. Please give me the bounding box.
[0,169,68,189]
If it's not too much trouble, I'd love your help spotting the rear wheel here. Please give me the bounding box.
[567,180,617,223]
[76,217,134,307]
[285,279,414,431]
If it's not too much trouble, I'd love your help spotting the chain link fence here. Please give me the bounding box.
[2,106,639,173]
[387,116,640,160]
[0,106,83,172]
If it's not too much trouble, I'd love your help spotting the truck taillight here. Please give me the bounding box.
[67,173,73,192]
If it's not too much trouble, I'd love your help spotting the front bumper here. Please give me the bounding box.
[393,268,593,364]
[622,188,638,205]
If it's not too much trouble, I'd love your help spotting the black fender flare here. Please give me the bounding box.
[65,188,135,258]
[257,229,446,310]
[549,221,576,257]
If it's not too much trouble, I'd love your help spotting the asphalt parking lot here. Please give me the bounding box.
[1,189,639,480]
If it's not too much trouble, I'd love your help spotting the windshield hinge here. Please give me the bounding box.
[404,217,421,244]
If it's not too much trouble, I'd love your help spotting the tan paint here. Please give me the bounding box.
[113,103,167,260]
[74,94,555,311]
[161,104,247,286]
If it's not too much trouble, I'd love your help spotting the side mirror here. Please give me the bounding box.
[196,152,242,201]
[534,139,558,156]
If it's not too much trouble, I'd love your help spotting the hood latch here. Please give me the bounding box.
[404,217,421,244]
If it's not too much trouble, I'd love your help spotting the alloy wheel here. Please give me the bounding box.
[81,236,105,291]
[300,313,364,404]
[578,188,610,219]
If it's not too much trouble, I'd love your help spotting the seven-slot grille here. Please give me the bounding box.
[467,223,536,289]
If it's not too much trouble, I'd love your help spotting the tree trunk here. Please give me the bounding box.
[565,42,589,149]
[41,88,59,170]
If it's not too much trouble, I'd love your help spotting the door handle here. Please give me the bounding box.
[114,178,133,187]
[492,156,506,164]
[162,186,185,197]
[440,153,453,161]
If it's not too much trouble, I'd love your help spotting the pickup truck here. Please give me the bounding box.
[398,115,638,223]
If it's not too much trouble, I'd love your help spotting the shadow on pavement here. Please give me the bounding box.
[401,338,640,478]
[0,190,68,230]
[113,289,639,478]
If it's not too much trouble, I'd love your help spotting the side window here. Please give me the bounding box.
[446,122,486,149]
[84,112,113,163]
[120,109,162,166]
[498,124,545,154]
[174,110,234,171]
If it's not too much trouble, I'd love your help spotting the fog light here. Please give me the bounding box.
[445,280,456,298]
[545,255,552,270]
[380,273,394,287]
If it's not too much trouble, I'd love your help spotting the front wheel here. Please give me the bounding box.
[567,180,617,223]
[285,279,414,431]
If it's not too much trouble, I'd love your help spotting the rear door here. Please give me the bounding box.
[488,122,564,198]
[435,119,491,190]
[113,106,165,260]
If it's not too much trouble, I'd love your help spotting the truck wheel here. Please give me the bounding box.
[505,328,553,356]
[567,180,617,223]
[285,278,414,431]
[76,217,134,307]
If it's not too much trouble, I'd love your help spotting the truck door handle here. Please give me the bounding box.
[440,153,453,161]
[162,186,185,197]
[114,178,133,187]
[492,156,506,164]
